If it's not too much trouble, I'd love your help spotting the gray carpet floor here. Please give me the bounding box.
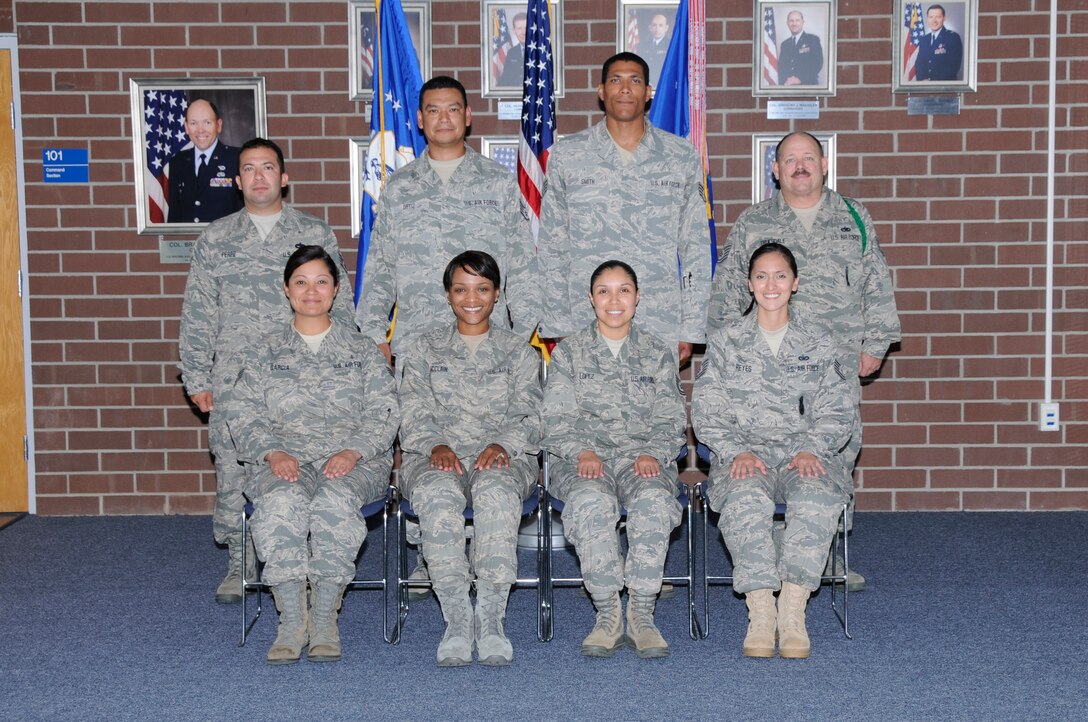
[1,512,1086,721]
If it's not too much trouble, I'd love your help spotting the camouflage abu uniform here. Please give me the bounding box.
[692,311,855,592]
[542,322,686,595]
[707,189,900,470]
[398,325,542,588]
[536,121,712,350]
[227,320,399,586]
[356,146,538,356]
[178,206,357,545]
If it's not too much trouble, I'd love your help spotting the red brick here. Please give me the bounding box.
[964,491,1028,511]
[69,473,135,494]
[102,494,168,515]
[895,447,961,467]
[1028,491,1088,511]
[996,469,1063,489]
[36,496,102,515]
[895,491,961,511]
[930,468,995,489]
[136,473,202,494]
[168,494,216,515]
[101,452,166,472]
[859,469,926,489]
[854,490,892,511]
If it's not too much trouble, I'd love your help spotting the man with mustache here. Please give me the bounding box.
[706,131,900,592]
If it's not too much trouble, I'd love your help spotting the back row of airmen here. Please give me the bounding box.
[179,53,900,665]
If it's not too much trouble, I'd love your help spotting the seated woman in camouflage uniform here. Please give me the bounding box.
[228,245,399,665]
[692,242,855,659]
[542,260,687,659]
[397,251,542,667]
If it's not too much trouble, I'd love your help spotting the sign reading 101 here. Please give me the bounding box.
[42,147,89,183]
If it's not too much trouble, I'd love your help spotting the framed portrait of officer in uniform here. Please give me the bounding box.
[349,0,431,102]
[131,77,267,235]
[893,0,977,93]
[617,0,680,91]
[753,0,835,97]
[481,0,564,98]
[752,132,836,204]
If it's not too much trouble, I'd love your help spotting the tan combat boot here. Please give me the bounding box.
[307,581,346,662]
[267,581,309,665]
[581,591,624,657]
[434,579,474,666]
[474,580,513,666]
[215,531,256,604]
[625,591,669,659]
[777,581,812,659]
[742,588,777,658]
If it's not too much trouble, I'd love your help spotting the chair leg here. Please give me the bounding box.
[239,510,263,647]
[685,486,702,640]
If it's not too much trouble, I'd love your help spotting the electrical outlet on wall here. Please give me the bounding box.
[1038,402,1060,432]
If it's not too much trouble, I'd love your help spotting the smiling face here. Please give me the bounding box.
[446,265,500,335]
[772,133,828,206]
[597,60,650,123]
[926,7,946,32]
[649,14,668,40]
[284,258,339,321]
[185,100,222,152]
[787,11,804,35]
[590,266,640,339]
[748,250,799,317]
[417,87,470,155]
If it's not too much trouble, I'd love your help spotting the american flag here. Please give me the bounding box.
[516,0,556,243]
[761,7,778,86]
[143,88,191,223]
[491,8,512,81]
[490,145,517,175]
[762,142,778,201]
[903,2,924,81]
[626,10,640,52]
[360,21,375,79]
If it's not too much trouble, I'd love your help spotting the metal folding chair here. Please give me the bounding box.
[695,472,852,639]
[239,485,396,646]
[390,478,548,644]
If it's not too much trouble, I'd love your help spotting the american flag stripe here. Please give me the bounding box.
[516,0,556,245]
[903,2,924,81]
[142,88,191,223]
[762,7,778,86]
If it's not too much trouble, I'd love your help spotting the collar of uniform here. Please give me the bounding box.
[587,320,643,363]
[419,144,480,186]
[591,119,659,164]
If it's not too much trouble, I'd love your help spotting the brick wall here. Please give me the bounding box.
[14,0,1087,514]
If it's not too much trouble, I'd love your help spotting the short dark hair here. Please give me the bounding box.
[601,51,650,86]
[284,245,339,287]
[185,98,221,122]
[419,75,468,112]
[443,250,501,292]
[928,4,946,15]
[748,242,798,279]
[774,131,824,163]
[512,12,527,25]
[590,260,639,291]
[239,137,286,174]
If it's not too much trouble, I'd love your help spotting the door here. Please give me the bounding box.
[0,47,28,512]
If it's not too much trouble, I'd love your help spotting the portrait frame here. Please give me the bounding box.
[893,0,977,93]
[131,76,267,235]
[753,0,836,97]
[479,136,520,176]
[751,132,836,204]
[617,0,680,91]
[349,0,431,102]
[481,0,564,99]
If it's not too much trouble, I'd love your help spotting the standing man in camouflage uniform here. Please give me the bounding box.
[228,245,398,664]
[694,243,855,659]
[537,52,711,367]
[356,75,537,362]
[179,138,357,604]
[356,75,537,593]
[543,261,687,659]
[707,131,901,590]
[398,252,542,667]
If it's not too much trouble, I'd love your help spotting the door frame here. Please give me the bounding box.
[0,34,36,513]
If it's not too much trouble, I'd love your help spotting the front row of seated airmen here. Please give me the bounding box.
[227,244,852,666]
